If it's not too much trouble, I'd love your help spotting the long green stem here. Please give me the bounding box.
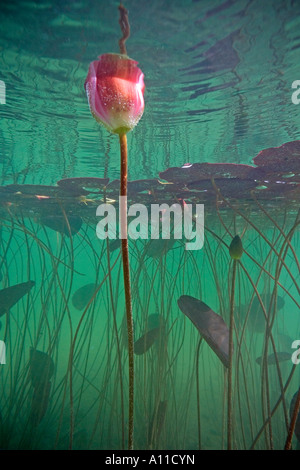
[284,387,300,450]
[227,259,237,450]
[119,132,134,450]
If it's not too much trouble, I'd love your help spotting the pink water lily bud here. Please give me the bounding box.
[84,53,145,135]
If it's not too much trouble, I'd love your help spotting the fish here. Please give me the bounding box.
[29,348,54,388]
[40,214,82,236]
[255,351,291,365]
[0,281,35,317]
[177,295,230,368]
[72,283,97,311]
[134,327,160,355]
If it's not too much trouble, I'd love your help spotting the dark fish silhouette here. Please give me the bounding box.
[72,283,97,311]
[0,281,35,317]
[40,214,82,236]
[29,348,54,388]
[134,327,160,355]
[177,295,230,368]
[255,351,291,366]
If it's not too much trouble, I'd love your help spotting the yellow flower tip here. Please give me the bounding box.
[229,235,243,260]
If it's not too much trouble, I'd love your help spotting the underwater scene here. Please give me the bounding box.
[0,0,300,451]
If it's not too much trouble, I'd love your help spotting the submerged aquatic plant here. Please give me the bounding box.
[285,388,300,450]
[177,295,230,368]
[0,281,35,317]
[227,234,243,450]
[84,4,145,450]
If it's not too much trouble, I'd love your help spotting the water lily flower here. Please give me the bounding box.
[84,53,145,135]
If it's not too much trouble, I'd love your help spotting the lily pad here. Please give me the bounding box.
[178,295,230,368]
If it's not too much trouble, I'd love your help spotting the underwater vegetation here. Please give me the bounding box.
[0,138,299,450]
[0,0,300,451]
[0,281,35,317]
[177,295,230,368]
[29,348,54,426]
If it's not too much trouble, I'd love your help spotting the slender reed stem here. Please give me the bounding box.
[196,338,203,450]
[119,132,134,450]
[227,259,237,450]
[284,387,300,450]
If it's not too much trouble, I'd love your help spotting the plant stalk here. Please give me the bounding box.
[227,259,237,450]
[284,387,300,450]
[119,132,134,450]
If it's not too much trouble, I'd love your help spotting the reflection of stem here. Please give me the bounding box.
[227,259,237,450]
[118,4,130,55]
[284,387,300,450]
[119,132,134,450]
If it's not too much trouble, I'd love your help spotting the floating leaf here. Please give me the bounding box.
[247,293,285,333]
[4,183,71,198]
[72,283,97,311]
[57,177,109,194]
[108,238,121,253]
[30,381,52,426]
[128,179,164,194]
[145,238,175,259]
[187,177,258,197]
[255,351,291,365]
[0,281,35,317]
[253,141,300,173]
[159,162,261,184]
[29,348,54,388]
[134,327,160,355]
[177,295,230,368]
[40,214,82,236]
[146,313,165,331]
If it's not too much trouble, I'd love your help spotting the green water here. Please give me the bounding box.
[0,0,300,450]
